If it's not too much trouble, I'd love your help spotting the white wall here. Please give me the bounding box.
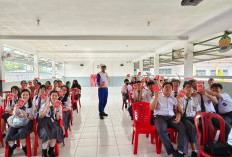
[63,61,134,77]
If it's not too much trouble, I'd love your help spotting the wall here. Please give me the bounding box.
[63,61,134,77]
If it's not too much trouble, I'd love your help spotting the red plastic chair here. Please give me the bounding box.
[5,119,38,157]
[194,113,229,157]
[131,102,157,154]
[0,105,4,147]
[71,88,81,113]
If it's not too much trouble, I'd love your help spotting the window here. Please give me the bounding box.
[210,70,216,76]
[196,70,206,76]
[159,69,171,74]
[210,69,228,76]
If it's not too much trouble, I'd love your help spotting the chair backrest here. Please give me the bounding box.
[0,105,2,118]
[71,88,79,101]
[194,112,225,145]
[132,102,151,128]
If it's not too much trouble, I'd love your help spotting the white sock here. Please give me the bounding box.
[21,143,26,147]
[42,143,48,150]
[9,143,14,147]
[227,129,232,146]
[192,150,198,153]
[50,142,55,147]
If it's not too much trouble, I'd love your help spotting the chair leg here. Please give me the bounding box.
[17,140,20,147]
[0,132,4,147]
[65,129,68,138]
[79,99,81,108]
[69,125,71,131]
[5,143,9,157]
[133,133,139,154]
[26,134,31,157]
[63,140,65,146]
[34,133,38,156]
[154,132,162,154]
[151,133,154,144]
[132,130,135,144]
[55,142,59,156]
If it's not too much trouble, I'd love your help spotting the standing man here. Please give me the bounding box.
[97,64,109,120]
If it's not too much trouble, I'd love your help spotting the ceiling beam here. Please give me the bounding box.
[0,35,188,41]
[37,50,154,54]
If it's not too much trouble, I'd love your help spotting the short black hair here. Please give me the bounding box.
[171,78,181,84]
[208,78,214,82]
[136,81,141,83]
[211,83,223,89]
[124,79,129,83]
[162,82,173,88]
[21,80,27,85]
[37,82,42,86]
[189,79,197,85]
[183,81,192,88]
[147,81,154,86]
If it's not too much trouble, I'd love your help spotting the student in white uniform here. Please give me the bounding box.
[190,80,232,143]
[33,85,48,118]
[5,89,36,157]
[150,82,187,157]
[206,83,232,124]
[1,86,20,138]
[139,81,154,103]
[121,79,131,109]
[178,81,200,157]
[171,79,181,98]
[37,91,64,157]
[59,85,72,131]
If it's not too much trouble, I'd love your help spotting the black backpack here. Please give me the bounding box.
[204,142,232,156]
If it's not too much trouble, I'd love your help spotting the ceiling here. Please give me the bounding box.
[0,0,232,62]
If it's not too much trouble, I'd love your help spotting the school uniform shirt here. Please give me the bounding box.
[33,95,49,112]
[97,71,109,87]
[217,93,232,114]
[171,89,180,98]
[196,93,216,113]
[132,90,141,102]
[180,96,201,118]
[121,85,132,94]
[153,93,177,116]
[142,89,154,103]
[5,97,19,111]
[60,96,72,110]
[38,102,62,119]
[15,102,37,119]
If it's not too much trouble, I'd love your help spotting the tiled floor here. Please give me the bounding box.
[0,87,171,157]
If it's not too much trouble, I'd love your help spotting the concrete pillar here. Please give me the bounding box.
[184,43,194,79]
[0,41,5,92]
[34,52,39,80]
[154,54,159,75]
[52,60,56,79]
[139,60,143,75]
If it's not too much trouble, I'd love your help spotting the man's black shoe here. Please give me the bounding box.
[172,150,184,157]
[191,151,198,157]
[100,115,104,119]
[102,112,108,116]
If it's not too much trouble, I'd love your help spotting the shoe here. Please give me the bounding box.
[100,115,104,119]
[191,151,198,157]
[2,133,6,138]
[102,112,108,116]
[125,104,128,109]
[42,149,48,157]
[172,150,184,157]
[8,144,17,157]
[48,147,55,157]
[22,146,27,156]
